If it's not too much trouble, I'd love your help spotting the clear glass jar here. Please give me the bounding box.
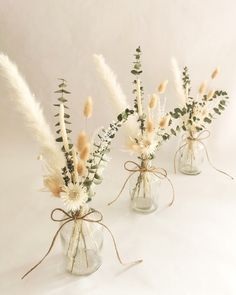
[129,160,160,214]
[178,132,205,175]
[60,207,103,276]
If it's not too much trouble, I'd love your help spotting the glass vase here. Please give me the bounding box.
[60,207,103,275]
[129,160,160,214]
[178,132,205,175]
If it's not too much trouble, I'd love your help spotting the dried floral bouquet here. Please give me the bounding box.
[171,62,233,177]
[0,54,141,278]
[94,47,178,213]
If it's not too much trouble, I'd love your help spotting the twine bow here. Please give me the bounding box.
[174,130,234,179]
[108,161,175,207]
[21,208,142,279]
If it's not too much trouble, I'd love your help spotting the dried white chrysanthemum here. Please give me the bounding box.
[61,183,88,212]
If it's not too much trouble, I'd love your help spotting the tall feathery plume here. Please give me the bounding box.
[0,54,65,176]
[171,57,186,105]
[93,54,137,138]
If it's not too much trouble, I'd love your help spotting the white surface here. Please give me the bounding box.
[0,0,236,294]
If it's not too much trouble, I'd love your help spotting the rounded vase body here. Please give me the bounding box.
[60,209,103,276]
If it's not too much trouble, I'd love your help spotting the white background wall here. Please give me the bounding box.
[0,1,236,294]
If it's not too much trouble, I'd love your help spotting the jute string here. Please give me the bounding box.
[174,130,234,179]
[21,208,142,279]
[108,160,175,207]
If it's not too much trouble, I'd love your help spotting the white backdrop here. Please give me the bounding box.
[0,1,236,294]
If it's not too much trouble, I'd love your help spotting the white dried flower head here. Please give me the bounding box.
[211,67,220,79]
[61,183,88,212]
[158,80,168,94]
[83,96,93,118]
[148,94,158,109]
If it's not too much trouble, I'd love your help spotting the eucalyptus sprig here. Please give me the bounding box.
[84,108,134,197]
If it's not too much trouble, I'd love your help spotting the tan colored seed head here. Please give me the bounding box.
[80,143,90,161]
[76,131,88,152]
[158,80,168,94]
[146,119,155,133]
[211,67,220,79]
[83,96,93,118]
[198,81,207,95]
[159,115,170,129]
[148,94,158,109]
[77,160,87,176]
[43,176,62,197]
[207,90,215,100]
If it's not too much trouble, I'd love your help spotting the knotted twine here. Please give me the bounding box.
[174,130,234,179]
[21,208,142,279]
[108,160,175,207]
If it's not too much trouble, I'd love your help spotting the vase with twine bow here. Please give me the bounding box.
[129,159,160,213]
[177,131,205,175]
[60,205,103,275]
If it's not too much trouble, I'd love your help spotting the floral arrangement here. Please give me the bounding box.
[0,53,139,277]
[170,60,232,178]
[94,47,177,212]
[170,63,229,135]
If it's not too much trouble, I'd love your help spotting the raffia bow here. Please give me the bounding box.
[108,160,175,207]
[174,130,234,179]
[21,207,142,279]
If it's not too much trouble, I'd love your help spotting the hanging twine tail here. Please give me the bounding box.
[108,160,175,208]
[21,208,142,279]
[174,130,234,180]
[99,222,142,266]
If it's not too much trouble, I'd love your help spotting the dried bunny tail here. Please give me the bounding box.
[0,53,65,175]
[93,53,138,138]
[77,131,88,152]
[171,57,186,105]
[83,96,93,118]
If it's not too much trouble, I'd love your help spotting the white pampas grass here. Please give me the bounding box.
[93,54,129,113]
[93,53,138,138]
[0,53,65,176]
[171,57,186,105]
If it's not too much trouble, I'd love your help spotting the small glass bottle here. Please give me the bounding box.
[60,207,103,275]
[178,131,205,175]
[129,160,160,214]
